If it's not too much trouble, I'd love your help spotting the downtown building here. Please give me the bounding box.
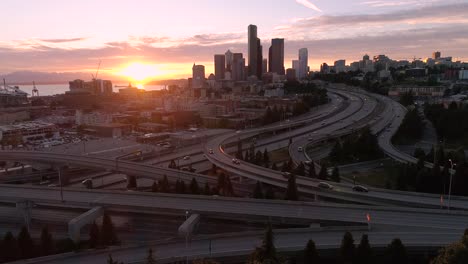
[268,38,285,75]
[214,54,226,80]
[248,24,263,79]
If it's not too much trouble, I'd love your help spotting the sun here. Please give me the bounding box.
[118,62,159,82]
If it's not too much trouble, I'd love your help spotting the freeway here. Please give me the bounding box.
[0,184,467,230]
[10,227,463,264]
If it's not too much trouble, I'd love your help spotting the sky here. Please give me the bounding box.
[1,0,468,81]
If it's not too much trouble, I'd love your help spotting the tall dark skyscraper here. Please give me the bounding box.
[232,53,245,81]
[192,63,205,88]
[248,24,259,78]
[214,54,226,80]
[225,50,233,72]
[257,38,263,78]
[268,38,285,75]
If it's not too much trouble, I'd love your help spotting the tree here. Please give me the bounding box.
[265,187,275,200]
[285,174,299,201]
[294,162,306,176]
[304,239,320,263]
[151,181,159,192]
[263,149,270,166]
[17,226,34,259]
[356,234,372,264]
[432,229,468,264]
[272,163,278,171]
[331,167,341,183]
[190,178,200,195]
[248,223,278,264]
[308,162,317,178]
[255,150,263,165]
[329,141,343,163]
[180,180,187,194]
[107,254,122,264]
[203,182,211,195]
[40,226,54,256]
[384,238,408,264]
[127,176,137,189]
[318,164,328,180]
[340,231,355,263]
[1,231,19,262]
[168,159,177,169]
[89,221,100,248]
[236,140,243,160]
[159,175,170,193]
[253,181,264,199]
[147,248,156,264]
[101,213,118,246]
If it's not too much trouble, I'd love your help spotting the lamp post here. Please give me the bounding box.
[185,210,189,264]
[58,167,64,202]
[448,159,456,212]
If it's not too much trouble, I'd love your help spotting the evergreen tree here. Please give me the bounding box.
[253,181,264,199]
[203,182,211,195]
[318,164,328,180]
[168,159,177,169]
[249,223,278,264]
[329,141,343,163]
[265,187,275,200]
[217,173,226,193]
[127,176,137,189]
[294,162,306,176]
[17,226,34,259]
[432,229,468,264]
[101,213,118,246]
[40,226,53,256]
[151,181,159,192]
[225,176,234,196]
[272,163,278,171]
[107,254,120,264]
[210,164,217,175]
[236,140,243,160]
[331,167,341,183]
[413,147,426,160]
[1,231,19,262]
[255,150,263,165]
[89,221,100,248]
[190,178,200,195]
[308,162,317,178]
[304,239,320,263]
[384,238,408,264]
[285,174,299,201]
[159,175,170,193]
[340,231,355,264]
[147,248,156,264]
[263,149,270,166]
[180,180,187,194]
[356,234,372,264]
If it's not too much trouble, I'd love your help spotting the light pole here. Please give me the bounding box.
[185,210,189,264]
[448,159,456,212]
[58,167,64,202]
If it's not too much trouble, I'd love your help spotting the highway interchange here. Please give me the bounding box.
[1,85,467,263]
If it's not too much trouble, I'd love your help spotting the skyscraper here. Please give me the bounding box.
[225,50,233,71]
[298,48,308,79]
[257,38,263,78]
[433,51,441,60]
[248,25,258,78]
[262,59,268,74]
[192,63,205,88]
[214,54,226,80]
[268,38,285,75]
[292,60,299,78]
[232,53,245,81]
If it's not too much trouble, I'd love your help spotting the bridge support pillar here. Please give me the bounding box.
[16,200,33,231]
[178,214,200,238]
[68,206,104,243]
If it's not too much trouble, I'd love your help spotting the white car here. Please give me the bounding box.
[232,158,240,165]
[298,147,303,152]
[183,156,190,160]
[318,182,334,190]
[209,149,214,154]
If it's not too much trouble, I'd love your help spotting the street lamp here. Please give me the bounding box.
[448,159,456,212]
[185,210,189,264]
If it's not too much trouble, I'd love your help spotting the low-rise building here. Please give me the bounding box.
[0,121,58,144]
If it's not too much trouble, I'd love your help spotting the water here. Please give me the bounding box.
[10,83,167,96]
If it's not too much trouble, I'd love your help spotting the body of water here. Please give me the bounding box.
[10,83,166,97]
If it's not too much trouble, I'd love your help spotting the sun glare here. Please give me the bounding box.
[118,62,159,82]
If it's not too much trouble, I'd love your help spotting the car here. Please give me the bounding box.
[352,185,369,192]
[209,149,214,154]
[318,182,334,190]
[307,137,313,141]
[183,155,190,160]
[232,158,240,165]
[298,147,303,152]
[282,172,291,178]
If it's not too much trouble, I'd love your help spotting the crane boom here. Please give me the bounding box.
[94,60,101,80]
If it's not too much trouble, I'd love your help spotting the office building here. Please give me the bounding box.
[257,38,263,78]
[225,50,233,71]
[298,48,309,79]
[192,64,205,88]
[334,60,346,73]
[268,38,285,75]
[433,51,441,60]
[263,59,268,74]
[232,53,246,81]
[286,68,297,82]
[214,54,226,80]
[248,25,258,78]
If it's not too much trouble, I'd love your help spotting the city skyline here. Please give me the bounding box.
[1,0,468,81]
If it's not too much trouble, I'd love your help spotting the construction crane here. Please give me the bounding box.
[91,60,101,80]
[31,81,39,97]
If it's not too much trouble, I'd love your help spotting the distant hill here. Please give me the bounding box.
[147,79,188,87]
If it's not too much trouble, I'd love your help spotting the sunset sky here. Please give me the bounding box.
[1,0,468,81]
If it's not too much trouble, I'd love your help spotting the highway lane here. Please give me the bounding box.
[1,185,467,230]
[12,228,463,264]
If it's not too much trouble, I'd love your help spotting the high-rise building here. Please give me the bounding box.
[192,64,205,88]
[292,60,299,78]
[268,38,285,75]
[214,54,226,80]
[232,53,245,81]
[225,50,233,71]
[320,63,330,74]
[298,48,309,79]
[262,59,268,74]
[334,60,346,73]
[248,25,258,78]
[433,51,441,60]
[286,68,297,82]
[257,38,263,78]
